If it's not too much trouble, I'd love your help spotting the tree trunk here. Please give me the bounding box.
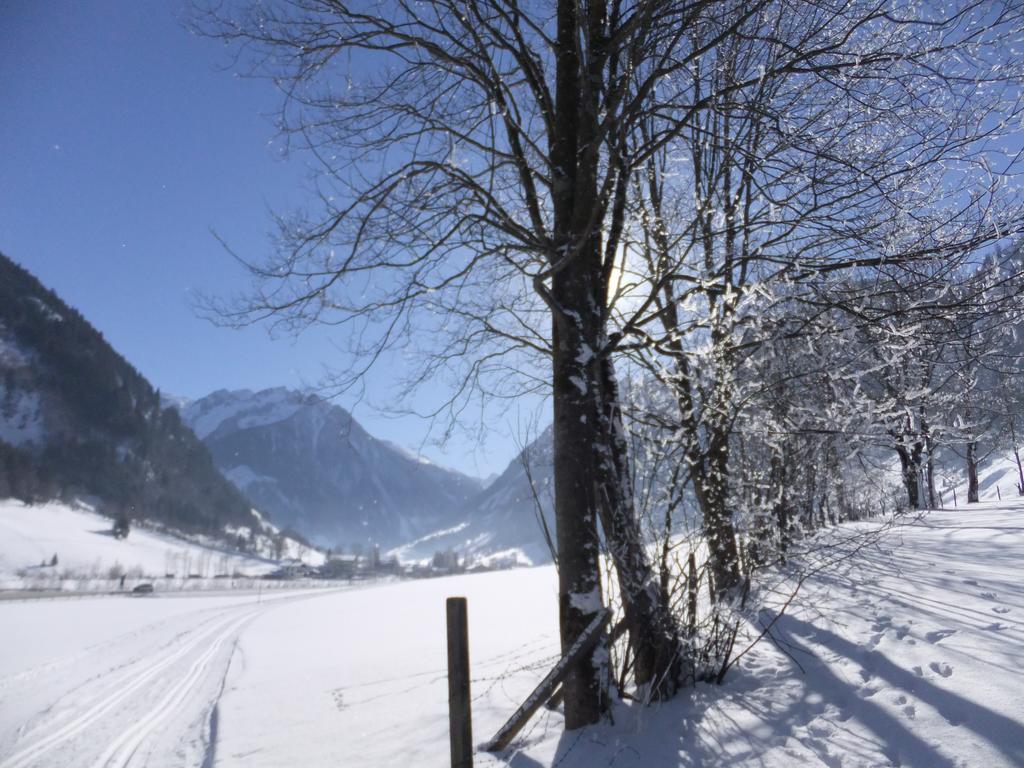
[966,440,980,503]
[553,0,687,700]
[1009,417,1024,495]
[551,319,606,728]
[665,367,740,598]
[549,0,687,721]
[924,426,937,509]
[548,0,606,729]
[896,443,921,510]
[593,356,685,695]
[697,431,742,598]
[771,452,790,564]
[824,438,845,522]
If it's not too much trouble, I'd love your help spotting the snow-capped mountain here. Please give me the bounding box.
[390,426,556,565]
[175,388,483,548]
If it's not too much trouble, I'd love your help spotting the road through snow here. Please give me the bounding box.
[0,589,339,768]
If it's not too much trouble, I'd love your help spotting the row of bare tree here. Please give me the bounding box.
[194,0,1024,728]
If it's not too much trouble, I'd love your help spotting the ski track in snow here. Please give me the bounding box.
[0,589,339,768]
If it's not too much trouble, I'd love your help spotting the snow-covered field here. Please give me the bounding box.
[1,501,1022,767]
[0,588,342,768]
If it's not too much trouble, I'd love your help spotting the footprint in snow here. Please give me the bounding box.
[984,622,1008,631]
[871,615,913,644]
[869,616,893,647]
[928,661,953,678]
[963,579,979,586]
[903,704,917,720]
[992,606,1010,614]
[330,689,346,711]
[925,629,957,644]
[912,665,924,677]
[979,591,997,600]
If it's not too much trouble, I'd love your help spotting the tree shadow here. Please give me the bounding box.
[493,511,1024,767]
[764,610,1024,767]
[493,606,1021,767]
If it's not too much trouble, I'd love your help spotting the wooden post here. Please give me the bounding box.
[953,487,958,507]
[446,597,473,768]
[997,485,1002,501]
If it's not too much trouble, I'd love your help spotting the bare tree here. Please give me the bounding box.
[193,0,725,722]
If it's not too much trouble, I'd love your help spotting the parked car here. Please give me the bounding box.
[131,583,154,595]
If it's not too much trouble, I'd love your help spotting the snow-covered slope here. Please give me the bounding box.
[175,388,483,548]
[944,448,1024,504]
[0,385,44,448]
[227,508,326,567]
[389,425,555,565]
[0,498,322,588]
[183,387,306,441]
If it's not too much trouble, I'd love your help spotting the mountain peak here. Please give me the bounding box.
[177,387,481,547]
[177,386,334,440]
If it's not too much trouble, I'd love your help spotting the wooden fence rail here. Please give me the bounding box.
[482,608,611,753]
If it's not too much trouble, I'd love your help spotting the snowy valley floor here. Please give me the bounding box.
[1,501,1022,767]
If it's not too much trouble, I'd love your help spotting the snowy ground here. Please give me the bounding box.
[0,588,342,768]
[502,502,1024,768]
[1,501,1022,767]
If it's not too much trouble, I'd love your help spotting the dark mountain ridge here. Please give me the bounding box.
[0,253,260,536]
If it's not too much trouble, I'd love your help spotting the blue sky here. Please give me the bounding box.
[0,1,533,478]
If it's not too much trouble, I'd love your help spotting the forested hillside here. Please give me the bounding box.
[0,254,259,535]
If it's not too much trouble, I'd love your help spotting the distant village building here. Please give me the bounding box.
[267,559,315,579]
[320,553,360,579]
